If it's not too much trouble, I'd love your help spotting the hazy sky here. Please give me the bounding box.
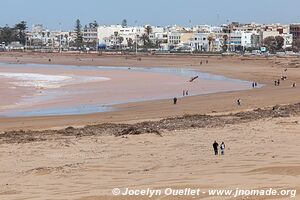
[1,0,300,30]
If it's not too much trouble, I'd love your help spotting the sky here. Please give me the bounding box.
[1,0,300,30]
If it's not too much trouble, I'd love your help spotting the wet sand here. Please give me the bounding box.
[0,53,299,130]
[0,63,250,117]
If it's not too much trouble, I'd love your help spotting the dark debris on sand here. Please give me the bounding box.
[1,103,300,144]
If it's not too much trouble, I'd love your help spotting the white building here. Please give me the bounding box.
[97,25,145,48]
[189,33,210,51]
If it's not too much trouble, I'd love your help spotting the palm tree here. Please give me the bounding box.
[222,35,228,52]
[140,33,149,46]
[145,25,152,35]
[208,35,213,52]
[64,34,69,48]
[118,36,124,49]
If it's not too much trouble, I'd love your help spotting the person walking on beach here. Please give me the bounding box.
[213,141,219,155]
[186,90,189,96]
[220,142,225,155]
[252,82,255,88]
[255,82,258,87]
[237,99,241,106]
[292,82,296,88]
[173,97,177,104]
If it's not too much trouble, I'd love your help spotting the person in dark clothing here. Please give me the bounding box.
[173,97,177,104]
[237,99,241,106]
[213,141,219,155]
[252,82,255,88]
[255,82,258,87]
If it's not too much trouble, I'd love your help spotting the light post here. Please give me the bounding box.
[59,23,62,53]
[135,20,138,56]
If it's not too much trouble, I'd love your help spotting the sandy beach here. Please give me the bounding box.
[0,52,299,200]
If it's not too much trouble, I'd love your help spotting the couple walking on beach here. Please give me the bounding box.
[213,141,225,155]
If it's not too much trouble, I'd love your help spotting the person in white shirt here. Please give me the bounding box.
[220,142,225,155]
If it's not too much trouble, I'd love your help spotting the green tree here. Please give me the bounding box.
[127,38,133,48]
[222,35,228,52]
[0,25,15,44]
[141,26,153,48]
[292,39,300,52]
[263,36,277,53]
[89,20,98,29]
[14,21,27,45]
[275,36,284,50]
[208,35,214,52]
[140,33,149,46]
[74,19,83,50]
[145,25,152,35]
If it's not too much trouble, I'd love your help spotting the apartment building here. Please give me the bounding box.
[290,24,300,41]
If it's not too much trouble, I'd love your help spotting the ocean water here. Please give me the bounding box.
[0,62,258,117]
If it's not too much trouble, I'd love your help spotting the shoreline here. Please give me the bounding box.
[0,63,252,118]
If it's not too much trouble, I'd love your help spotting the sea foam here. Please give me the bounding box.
[0,72,110,89]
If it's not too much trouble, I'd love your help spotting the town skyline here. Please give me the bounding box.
[1,0,300,30]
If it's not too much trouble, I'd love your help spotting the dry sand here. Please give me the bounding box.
[0,53,299,200]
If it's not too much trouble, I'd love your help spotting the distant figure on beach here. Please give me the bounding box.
[220,142,225,155]
[186,90,189,96]
[173,97,177,104]
[274,80,277,86]
[237,99,241,106]
[277,79,280,86]
[281,76,287,81]
[252,82,255,88]
[213,141,219,155]
[292,82,296,88]
[255,82,258,87]
[183,90,185,96]
[284,68,288,72]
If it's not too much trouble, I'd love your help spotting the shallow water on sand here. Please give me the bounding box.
[0,62,256,117]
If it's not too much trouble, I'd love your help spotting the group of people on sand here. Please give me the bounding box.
[274,79,281,86]
[213,141,226,155]
[273,69,296,88]
[173,90,190,104]
[199,60,209,65]
[252,82,258,88]
[183,90,189,96]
